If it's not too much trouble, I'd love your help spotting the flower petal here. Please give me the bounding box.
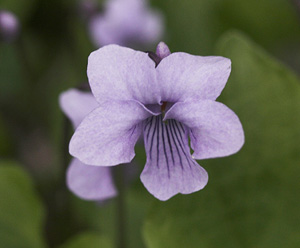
[156,52,231,102]
[69,100,151,166]
[87,45,160,105]
[165,100,244,160]
[141,116,208,201]
[59,89,99,128]
[67,159,117,201]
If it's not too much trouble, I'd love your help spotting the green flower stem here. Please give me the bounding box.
[62,115,72,171]
[14,36,36,84]
[115,165,127,248]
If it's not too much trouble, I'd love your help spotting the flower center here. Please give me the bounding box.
[147,42,172,115]
[161,101,167,112]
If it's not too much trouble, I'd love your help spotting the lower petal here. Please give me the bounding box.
[141,116,208,201]
[67,159,117,201]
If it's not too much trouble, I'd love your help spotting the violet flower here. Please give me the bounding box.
[0,10,19,42]
[88,0,163,47]
[59,89,117,200]
[69,42,244,201]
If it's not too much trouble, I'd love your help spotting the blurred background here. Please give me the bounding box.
[0,0,300,247]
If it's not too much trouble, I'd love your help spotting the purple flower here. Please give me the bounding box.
[0,10,19,42]
[88,0,163,47]
[78,0,99,21]
[59,89,117,200]
[69,42,244,201]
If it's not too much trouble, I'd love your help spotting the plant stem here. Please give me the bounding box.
[62,115,71,171]
[14,36,36,84]
[115,165,127,248]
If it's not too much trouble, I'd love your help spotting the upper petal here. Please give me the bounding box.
[141,116,208,201]
[59,89,99,128]
[165,100,244,160]
[69,100,152,166]
[156,52,231,102]
[87,45,160,105]
[67,158,117,201]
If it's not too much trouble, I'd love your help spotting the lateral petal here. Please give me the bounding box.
[69,100,152,166]
[165,100,244,160]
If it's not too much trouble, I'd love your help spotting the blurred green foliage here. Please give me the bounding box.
[59,232,113,248]
[69,176,153,248]
[0,0,300,247]
[143,31,300,248]
[0,162,46,248]
[153,0,300,55]
[0,114,14,156]
[0,0,36,21]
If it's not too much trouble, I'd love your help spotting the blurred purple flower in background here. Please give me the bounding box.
[88,0,164,47]
[59,89,117,200]
[78,0,99,21]
[69,42,245,201]
[0,10,19,42]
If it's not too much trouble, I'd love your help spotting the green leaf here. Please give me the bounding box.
[59,232,113,248]
[143,31,300,248]
[216,0,300,48]
[0,161,46,248]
